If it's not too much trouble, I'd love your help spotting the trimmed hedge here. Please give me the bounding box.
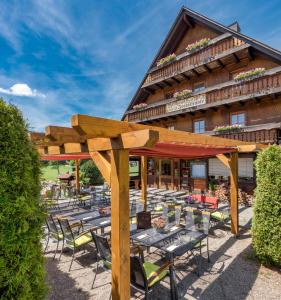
[0,99,47,299]
[252,145,281,267]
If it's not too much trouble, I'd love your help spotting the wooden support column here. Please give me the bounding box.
[216,152,239,235]
[75,159,80,193]
[110,149,130,300]
[141,156,147,211]
[230,152,239,236]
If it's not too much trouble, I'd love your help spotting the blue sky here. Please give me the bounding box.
[0,0,281,131]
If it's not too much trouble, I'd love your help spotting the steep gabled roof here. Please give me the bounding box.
[122,6,281,119]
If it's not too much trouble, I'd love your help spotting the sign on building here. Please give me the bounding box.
[166,94,206,113]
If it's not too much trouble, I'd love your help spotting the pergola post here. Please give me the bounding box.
[141,156,147,211]
[110,149,130,300]
[230,152,239,236]
[75,159,80,193]
[216,152,239,236]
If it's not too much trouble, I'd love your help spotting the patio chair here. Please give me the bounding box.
[57,218,93,271]
[45,215,64,259]
[91,233,145,290]
[204,196,219,209]
[185,208,211,275]
[137,211,151,229]
[130,255,171,300]
[210,206,230,228]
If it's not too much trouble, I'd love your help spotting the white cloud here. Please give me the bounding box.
[0,83,45,98]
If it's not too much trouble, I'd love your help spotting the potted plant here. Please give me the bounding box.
[234,68,265,82]
[174,89,192,99]
[156,53,176,67]
[132,103,148,111]
[152,217,166,233]
[186,38,210,53]
[213,124,243,134]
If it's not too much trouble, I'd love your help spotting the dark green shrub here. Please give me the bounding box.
[0,99,47,299]
[252,145,281,267]
[80,160,104,185]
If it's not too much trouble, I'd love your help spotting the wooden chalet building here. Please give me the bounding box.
[123,7,281,193]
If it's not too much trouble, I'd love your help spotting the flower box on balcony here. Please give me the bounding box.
[174,89,192,99]
[186,38,210,53]
[156,53,176,67]
[234,68,266,82]
[213,124,243,134]
[132,103,148,111]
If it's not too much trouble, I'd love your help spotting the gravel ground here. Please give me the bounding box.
[45,207,281,300]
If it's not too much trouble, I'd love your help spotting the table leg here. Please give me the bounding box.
[169,260,179,300]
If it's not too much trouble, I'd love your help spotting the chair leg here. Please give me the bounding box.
[207,237,210,262]
[69,246,75,271]
[92,260,99,289]
[44,235,50,253]
[59,239,65,261]
[53,239,60,260]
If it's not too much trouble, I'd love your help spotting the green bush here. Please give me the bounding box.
[252,145,281,267]
[80,160,104,185]
[0,99,47,299]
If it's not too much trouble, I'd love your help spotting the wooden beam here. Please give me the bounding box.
[181,73,190,80]
[87,129,159,151]
[48,146,62,155]
[64,143,88,154]
[110,149,130,300]
[217,59,224,68]
[45,126,85,144]
[141,156,147,211]
[144,87,155,95]
[229,152,239,236]
[89,151,111,185]
[216,154,230,168]
[233,53,240,62]
[72,115,252,147]
[172,77,181,84]
[75,160,80,193]
[155,83,164,89]
[191,69,200,77]
[163,80,173,87]
[204,64,212,73]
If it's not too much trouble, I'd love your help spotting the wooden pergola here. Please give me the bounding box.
[31,114,264,300]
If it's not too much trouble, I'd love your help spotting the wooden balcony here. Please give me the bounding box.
[211,127,279,144]
[127,67,281,122]
[143,35,247,89]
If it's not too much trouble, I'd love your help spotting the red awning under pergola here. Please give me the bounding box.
[40,142,236,161]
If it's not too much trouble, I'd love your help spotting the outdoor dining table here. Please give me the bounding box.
[130,224,185,300]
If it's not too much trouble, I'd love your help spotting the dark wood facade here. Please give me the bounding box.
[123,7,281,193]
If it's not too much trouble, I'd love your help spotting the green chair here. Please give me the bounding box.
[58,218,93,271]
[45,215,64,259]
[130,255,171,300]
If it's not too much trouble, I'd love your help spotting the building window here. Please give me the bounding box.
[194,82,205,92]
[161,160,171,176]
[231,112,245,126]
[129,159,140,177]
[193,119,205,133]
[191,161,206,179]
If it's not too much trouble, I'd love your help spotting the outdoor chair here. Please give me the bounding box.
[45,215,64,259]
[130,255,171,300]
[137,211,151,229]
[57,218,94,271]
[184,207,211,275]
[210,206,230,228]
[91,233,145,290]
[204,196,219,209]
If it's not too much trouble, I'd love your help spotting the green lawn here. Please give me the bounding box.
[41,165,73,181]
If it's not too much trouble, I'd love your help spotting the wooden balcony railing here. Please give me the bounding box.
[127,68,281,122]
[213,128,278,144]
[143,36,245,86]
